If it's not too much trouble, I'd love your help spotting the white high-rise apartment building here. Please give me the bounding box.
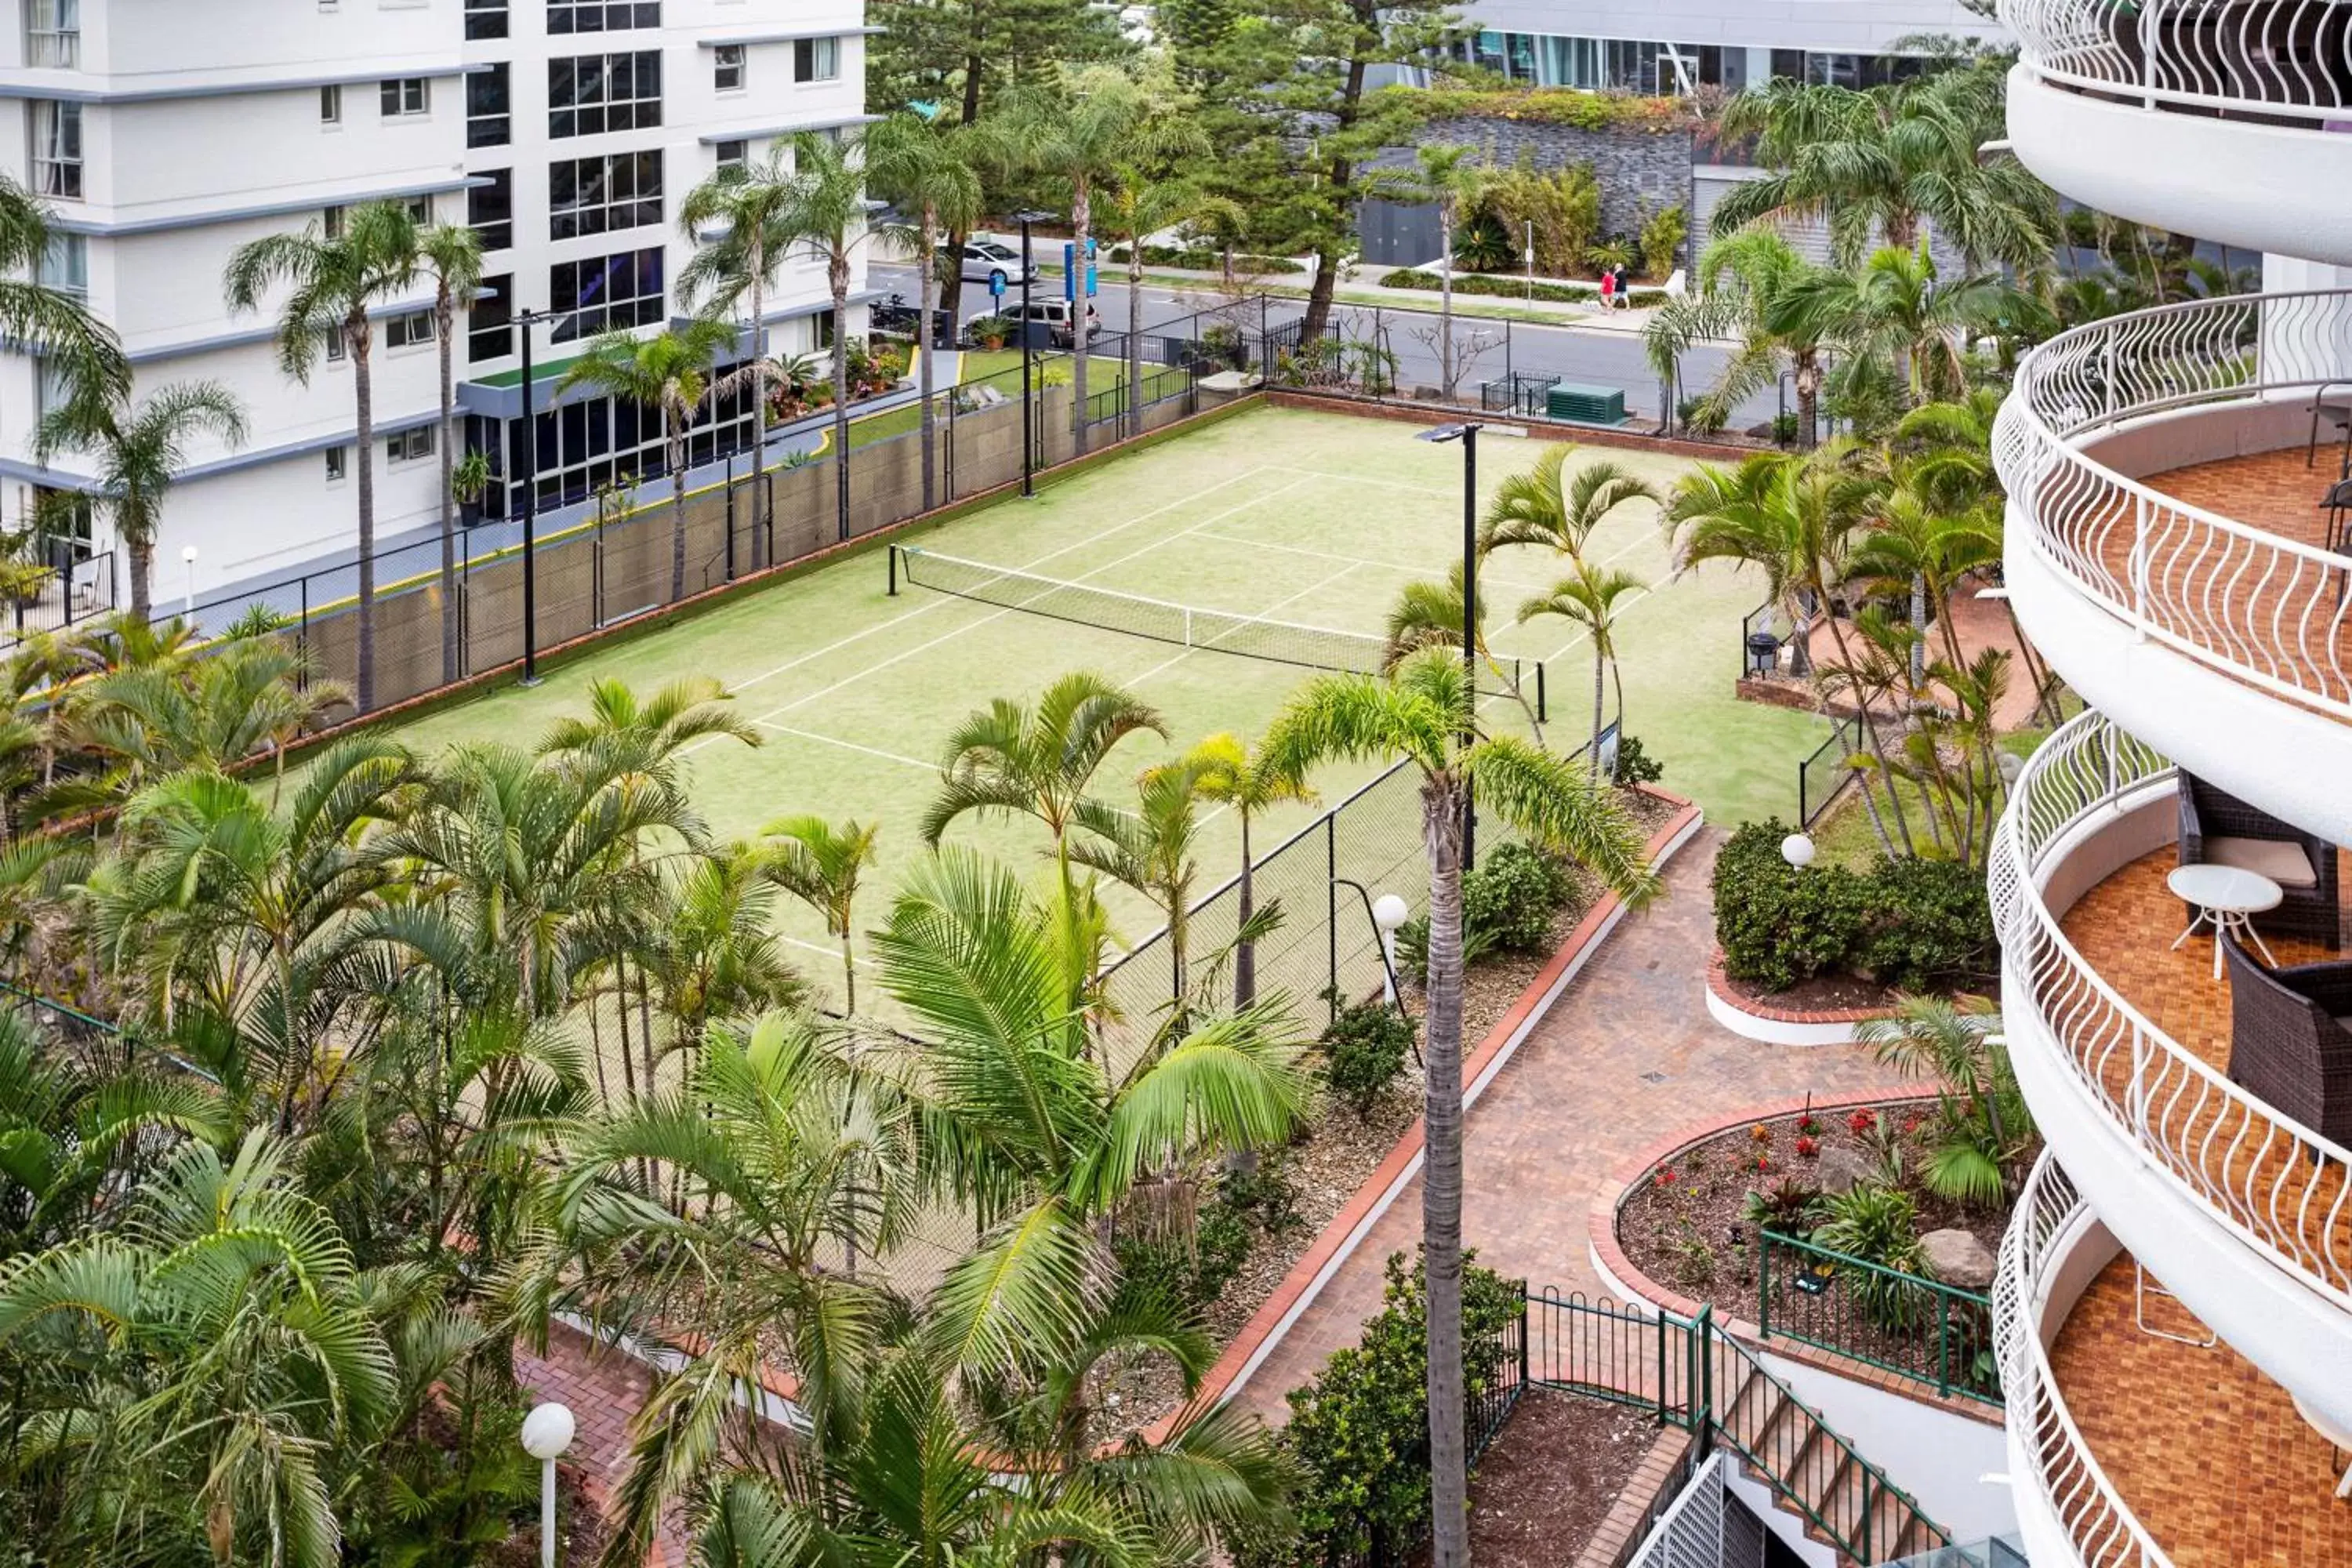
[0,0,869,604]
[1989,3,2352,1565]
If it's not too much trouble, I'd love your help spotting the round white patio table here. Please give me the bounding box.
[2166,863,2284,981]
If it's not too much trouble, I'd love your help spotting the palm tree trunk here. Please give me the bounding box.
[1818,608,1915,854]
[437,285,459,686]
[841,930,856,1016]
[668,423,688,602]
[1589,647,1607,784]
[128,537,153,624]
[917,209,941,514]
[1234,812,1255,1009]
[352,320,378,713]
[1796,354,1820,449]
[1421,775,1470,1568]
[1127,247,1146,441]
[1910,572,1929,684]
[1438,201,1457,403]
[747,252,769,572]
[1071,179,1092,456]
[830,254,851,542]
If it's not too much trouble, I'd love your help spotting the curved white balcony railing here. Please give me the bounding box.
[1994,288,2352,724]
[1991,710,2352,1309]
[2005,0,2352,122]
[1994,1153,2172,1568]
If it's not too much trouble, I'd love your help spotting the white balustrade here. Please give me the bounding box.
[2005,0,2352,122]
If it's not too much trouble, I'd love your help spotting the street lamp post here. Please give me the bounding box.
[1416,421,1482,869]
[520,1403,575,1568]
[1015,209,1054,497]
[512,306,555,686]
[180,544,198,618]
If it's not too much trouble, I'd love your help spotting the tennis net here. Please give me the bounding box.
[888,545,1541,702]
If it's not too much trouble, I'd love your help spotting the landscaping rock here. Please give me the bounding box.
[1814,1146,1873,1195]
[1919,1228,1998,1290]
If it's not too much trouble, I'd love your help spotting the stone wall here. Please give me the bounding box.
[1423,116,1697,249]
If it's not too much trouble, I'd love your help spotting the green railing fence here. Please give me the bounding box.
[1759,1229,2002,1406]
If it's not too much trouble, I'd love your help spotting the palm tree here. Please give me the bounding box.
[1188,731,1315,1008]
[680,143,800,564]
[648,845,806,1054]
[1708,68,2056,272]
[1073,753,1214,1003]
[1263,648,1657,1568]
[1777,242,2018,410]
[866,113,985,506]
[979,71,1202,455]
[1515,560,1646,781]
[1400,143,1486,403]
[923,671,1167,891]
[31,380,248,623]
[0,174,129,402]
[1857,994,2023,1202]
[770,130,884,542]
[1095,158,1232,441]
[554,318,737,603]
[1478,444,1658,561]
[419,223,485,685]
[758,813,879,1013]
[1641,229,1843,447]
[224,200,424,713]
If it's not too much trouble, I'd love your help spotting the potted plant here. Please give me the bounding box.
[450,448,493,527]
[967,314,1011,351]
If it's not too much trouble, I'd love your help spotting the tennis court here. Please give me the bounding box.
[371,403,1831,996]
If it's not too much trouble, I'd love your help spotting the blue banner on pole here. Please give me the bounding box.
[1062,240,1098,301]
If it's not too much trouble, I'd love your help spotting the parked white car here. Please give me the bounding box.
[959,239,1027,289]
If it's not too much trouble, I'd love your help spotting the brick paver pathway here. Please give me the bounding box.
[1232,829,1917,1421]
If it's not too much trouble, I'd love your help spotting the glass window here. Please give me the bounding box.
[550,151,663,241]
[380,78,430,118]
[28,100,80,199]
[326,325,347,361]
[470,169,513,251]
[464,0,507,39]
[325,446,348,483]
[26,0,78,67]
[321,83,343,124]
[469,272,514,363]
[387,426,436,463]
[548,246,664,342]
[793,37,838,82]
[492,376,752,518]
[38,234,85,301]
[1769,49,1806,82]
[716,140,746,171]
[548,0,659,31]
[323,205,343,238]
[468,62,510,148]
[549,52,662,138]
[386,310,435,350]
[714,44,746,92]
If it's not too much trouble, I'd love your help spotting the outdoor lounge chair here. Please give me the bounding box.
[2180,773,2340,950]
[2223,938,2352,1145]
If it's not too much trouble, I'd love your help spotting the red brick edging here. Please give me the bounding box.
[1584,1087,2003,1427]
[1704,949,1900,1026]
[1152,785,1706,1438]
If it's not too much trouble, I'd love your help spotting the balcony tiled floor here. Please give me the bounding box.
[2048,1253,2352,1566]
[2144,447,2346,555]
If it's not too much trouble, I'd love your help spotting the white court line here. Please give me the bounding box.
[1288,467,1458,500]
[1188,529,1555,597]
[779,931,877,969]
[702,463,1287,706]
[756,720,935,772]
[713,474,1324,742]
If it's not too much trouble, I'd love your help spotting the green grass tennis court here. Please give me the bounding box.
[365,403,1834,1003]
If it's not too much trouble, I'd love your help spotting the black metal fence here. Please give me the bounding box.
[1798,715,1864,828]
[1758,1229,2002,1406]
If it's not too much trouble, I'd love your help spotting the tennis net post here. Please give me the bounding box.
[887,543,898,597]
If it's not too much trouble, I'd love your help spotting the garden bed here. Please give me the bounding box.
[1467,1391,1664,1568]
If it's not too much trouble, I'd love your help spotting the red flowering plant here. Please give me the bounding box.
[1752,1153,1772,1174]
[1795,1134,1820,1158]
[1653,1167,1679,1189]
[1847,1108,1878,1136]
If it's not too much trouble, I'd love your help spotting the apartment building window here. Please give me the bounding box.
[386,310,435,350]
[549,0,659,31]
[464,0,508,40]
[325,446,348,483]
[714,45,746,92]
[34,357,73,418]
[323,195,429,239]
[28,101,80,198]
[550,151,662,241]
[793,37,839,82]
[500,376,752,517]
[715,140,746,172]
[469,273,514,364]
[387,426,435,463]
[26,0,79,68]
[321,84,343,124]
[38,234,86,302]
[325,326,347,360]
[549,53,662,137]
[470,169,513,250]
[549,246,662,341]
[381,77,430,118]
[468,63,510,147]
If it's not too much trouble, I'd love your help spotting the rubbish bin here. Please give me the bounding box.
[1747,631,1781,677]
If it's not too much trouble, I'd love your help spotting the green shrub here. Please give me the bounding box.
[1463,840,1571,953]
[1112,1193,1258,1313]
[1713,818,1869,993]
[1854,857,1997,992]
[1282,1251,1523,1565]
[1104,242,1305,274]
[1386,85,1695,132]
[1810,1181,1932,1330]
[1613,734,1664,786]
[1392,912,1498,983]
[1741,1177,1824,1237]
[1320,993,1416,1116]
[1639,204,1687,281]
[1376,268,1597,304]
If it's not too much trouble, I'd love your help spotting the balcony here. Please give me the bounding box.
[1994,288,2352,844]
[2000,0,2352,261]
[1990,710,2352,1431]
[1996,1155,2352,1568]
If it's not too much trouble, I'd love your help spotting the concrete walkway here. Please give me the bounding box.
[1229,829,1915,1422]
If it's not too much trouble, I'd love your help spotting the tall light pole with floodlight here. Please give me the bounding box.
[1415,421,1483,868]
[1014,209,1054,496]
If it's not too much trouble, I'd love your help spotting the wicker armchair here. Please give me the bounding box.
[2179,774,2341,950]
[2223,939,2352,1145]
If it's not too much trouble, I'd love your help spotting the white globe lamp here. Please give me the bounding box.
[1371,893,1410,1005]
[1780,833,1817,870]
[521,1403,575,1568]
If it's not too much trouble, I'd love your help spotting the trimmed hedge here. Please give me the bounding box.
[1376,269,1599,304]
[1384,85,1696,132]
[1714,818,1994,994]
[1105,243,1306,274]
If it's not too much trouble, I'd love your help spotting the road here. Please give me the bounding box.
[867,262,1785,431]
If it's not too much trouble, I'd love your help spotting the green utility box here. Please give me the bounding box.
[1544,383,1628,425]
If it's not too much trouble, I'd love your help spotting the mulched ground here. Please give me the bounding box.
[1467,1390,1665,1568]
[1718,967,1904,1014]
